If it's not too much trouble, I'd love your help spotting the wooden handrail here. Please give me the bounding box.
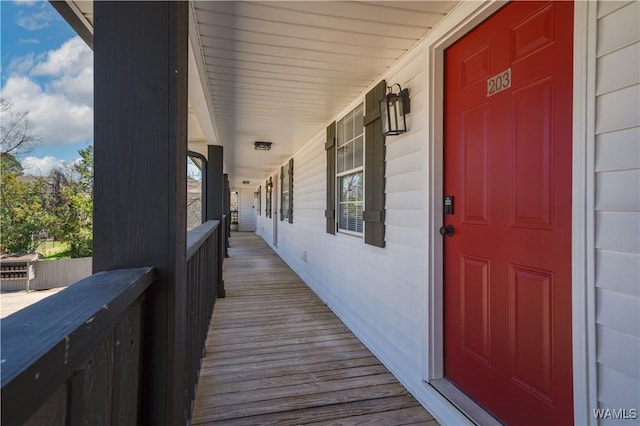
[1,268,155,426]
[186,220,219,259]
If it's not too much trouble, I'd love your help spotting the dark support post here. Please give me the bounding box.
[206,145,225,298]
[224,174,230,252]
[206,145,223,222]
[93,2,188,424]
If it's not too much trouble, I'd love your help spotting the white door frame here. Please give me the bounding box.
[423,1,596,424]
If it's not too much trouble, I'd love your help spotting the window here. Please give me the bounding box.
[280,158,293,223]
[265,177,272,218]
[256,185,261,216]
[336,103,364,234]
[326,79,386,246]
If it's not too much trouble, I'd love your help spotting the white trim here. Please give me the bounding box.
[423,0,597,423]
[424,0,507,383]
[572,2,599,425]
[189,2,221,146]
[66,0,94,35]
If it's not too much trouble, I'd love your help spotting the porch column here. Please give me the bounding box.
[93,2,188,425]
[224,173,230,252]
[206,145,223,221]
[206,145,226,297]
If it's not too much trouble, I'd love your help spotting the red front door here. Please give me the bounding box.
[443,2,573,424]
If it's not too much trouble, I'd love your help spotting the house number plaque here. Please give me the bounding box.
[487,68,511,97]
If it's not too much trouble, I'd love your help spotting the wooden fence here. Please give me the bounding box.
[1,257,92,292]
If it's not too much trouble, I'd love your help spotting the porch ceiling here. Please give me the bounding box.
[192,1,457,188]
[62,1,459,187]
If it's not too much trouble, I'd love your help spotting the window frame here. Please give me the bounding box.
[335,103,365,237]
[265,177,272,218]
[256,185,261,216]
[280,159,293,223]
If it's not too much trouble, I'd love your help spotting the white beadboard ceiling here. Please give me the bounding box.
[64,1,459,187]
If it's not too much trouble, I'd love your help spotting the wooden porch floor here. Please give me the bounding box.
[191,233,438,425]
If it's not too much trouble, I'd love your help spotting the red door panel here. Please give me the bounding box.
[443,2,573,425]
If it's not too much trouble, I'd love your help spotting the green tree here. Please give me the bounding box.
[0,153,23,176]
[0,174,54,254]
[75,145,93,195]
[49,145,93,257]
[54,184,92,257]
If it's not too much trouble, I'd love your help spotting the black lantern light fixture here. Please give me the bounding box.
[380,84,410,136]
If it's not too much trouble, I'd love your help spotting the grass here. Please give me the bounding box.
[37,241,72,260]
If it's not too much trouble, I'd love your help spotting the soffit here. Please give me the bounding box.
[64,1,460,188]
[193,1,458,187]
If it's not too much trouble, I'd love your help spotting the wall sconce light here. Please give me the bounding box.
[380,84,410,136]
[254,141,272,151]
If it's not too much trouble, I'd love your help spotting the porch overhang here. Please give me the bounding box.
[52,0,460,187]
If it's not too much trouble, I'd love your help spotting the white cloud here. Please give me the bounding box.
[1,36,93,147]
[32,37,91,78]
[14,0,40,5]
[21,156,68,176]
[18,38,40,45]
[15,8,56,31]
[187,159,203,181]
[6,53,36,75]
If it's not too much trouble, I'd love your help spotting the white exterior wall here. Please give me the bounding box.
[254,1,640,423]
[593,1,640,419]
[257,42,437,410]
[237,188,257,232]
[257,171,279,248]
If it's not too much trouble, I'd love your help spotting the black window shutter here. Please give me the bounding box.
[265,179,268,217]
[288,158,294,223]
[325,121,337,234]
[280,165,284,221]
[363,80,387,247]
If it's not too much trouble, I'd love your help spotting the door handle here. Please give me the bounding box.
[439,224,454,237]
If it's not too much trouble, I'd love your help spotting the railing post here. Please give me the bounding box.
[224,174,230,253]
[216,218,225,298]
[93,2,188,424]
[206,146,225,298]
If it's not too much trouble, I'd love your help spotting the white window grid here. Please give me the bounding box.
[336,103,364,236]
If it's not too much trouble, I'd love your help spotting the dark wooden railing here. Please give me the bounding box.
[1,220,226,425]
[1,268,155,426]
[184,219,222,417]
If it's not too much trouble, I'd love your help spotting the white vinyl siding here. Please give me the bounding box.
[594,0,640,419]
[257,44,428,401]
[253,3,640,423]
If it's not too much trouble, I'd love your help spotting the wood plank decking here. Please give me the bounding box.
[192,233,438,425]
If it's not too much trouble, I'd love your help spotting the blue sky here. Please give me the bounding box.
[1,0,93,176]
